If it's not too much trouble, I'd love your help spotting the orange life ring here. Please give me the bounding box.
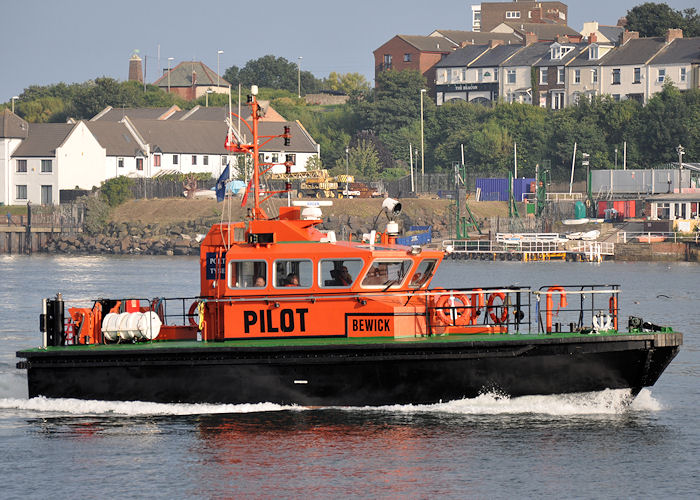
[545,286,568,333]
[609,295,618,330]
[487,292,508,324]
[436,294,472,326]
[188,301,199,328]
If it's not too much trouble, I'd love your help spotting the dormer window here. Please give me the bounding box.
[588,44,599,60]
[550,43,573,60]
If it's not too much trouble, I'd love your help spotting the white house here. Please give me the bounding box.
[0,110,29,206]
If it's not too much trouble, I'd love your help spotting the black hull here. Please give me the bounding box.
[18,333,682,405]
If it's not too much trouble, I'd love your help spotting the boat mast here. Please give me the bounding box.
[251,89,264,220]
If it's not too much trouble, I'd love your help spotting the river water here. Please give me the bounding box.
[0,255,698,499]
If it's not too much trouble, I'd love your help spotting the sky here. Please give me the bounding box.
[1,0,697,102]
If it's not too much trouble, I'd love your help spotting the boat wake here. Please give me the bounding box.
[352,388,662,416]
[0,389,661,418]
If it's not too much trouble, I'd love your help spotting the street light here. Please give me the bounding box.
[167,57,174,93]
[297,56,303,98]
[217,50,224,90]
[11,96,18,113]
[206,89,213,107]
[614,147,618,169]
[345,147,349,196]
[420,89,427,191]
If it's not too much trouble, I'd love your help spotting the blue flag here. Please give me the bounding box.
[216,164,230,202]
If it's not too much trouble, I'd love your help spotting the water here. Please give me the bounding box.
[1,256,698,498]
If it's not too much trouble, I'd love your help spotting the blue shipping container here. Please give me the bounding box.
[476,178,535,202]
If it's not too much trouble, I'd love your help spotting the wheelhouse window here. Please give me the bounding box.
[319,259,363,288]
[41,159,52,173]
[16,159,27,173]
[227,260,267,289]
[362,260,412,288]
[408,259,438,288]
[274,259,312,289]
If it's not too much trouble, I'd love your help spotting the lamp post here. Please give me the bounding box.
[345,146,349,196]
[217,50,224,90]
[206,89,213,107]
[614,147,618,169]
[167,57,174,93]
[11,96,18,113]
[677,144,685,188]
[297,56,303,98]
[420,89,426,191]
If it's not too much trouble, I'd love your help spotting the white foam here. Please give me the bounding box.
[0,397,302,417]
[343,389,661,416]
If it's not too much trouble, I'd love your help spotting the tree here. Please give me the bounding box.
[226,55,322,94]
[625,3,686,36]
[325,72,370,96]
[348,139,381,178]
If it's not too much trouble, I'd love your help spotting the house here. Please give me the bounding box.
[533,40,587,108]
[491,22,582,43]
[430,29,521,46]
[85,120,149,179]
[9,120,105,205]
[647,34,700,93]
[472,1,569,33]
[499,41,550,104]
[373,35,457,93]
[154,61,230,101]
[580,22,624,45]
[597,31,672,104]
[0,110,29,206]
[435,42,523,105]
[90,106,181,121]
[566,40,616,104]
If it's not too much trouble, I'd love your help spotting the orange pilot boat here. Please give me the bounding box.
[16,87,682,406]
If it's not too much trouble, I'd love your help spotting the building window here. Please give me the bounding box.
[41,159,52,173]
[589,46,599,60]
[16,185,27,200]
[507,69,516,84]
[493,68,498,81]
[437,69,447,84]
[680,67,687,82]
[574,69,581,84]
[592,68,598,84]
[203,155,209,166]
[285,154,296,165]
[136,158,144,171]
[612,94,620,102]
[612,68,621,85]
[557,67,565,84]
[153,154,161,167]
[192,155,197,165]
[403,53,411,62]
[16,159,27,173]
[461,69,467,81]
[118,158,124,168]
[41,185,52,205]
[633,67,641,84]
[657,69,665,83]
[173,154,179,165]
[539,68,548,84]
[506,11,521,19]
[221,156,228,166]
[271,153,279,163]
[383,54,392,70]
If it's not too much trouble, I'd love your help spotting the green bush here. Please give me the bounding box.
[81,195,110,235]
[101,176,134,207]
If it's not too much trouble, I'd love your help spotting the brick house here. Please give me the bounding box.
[533,40,587,108]
[473,1,569,33]
[373,35,456,93]
[154,61,230,101]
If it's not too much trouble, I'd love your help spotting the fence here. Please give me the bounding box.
[127,177,216,200]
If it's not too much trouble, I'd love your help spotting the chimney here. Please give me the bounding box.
[128,53,143,83]
[191,70,197,87]
[556,34,569,44]
[665,28,683,42]
[589,33,598,44]
[525,32,538,46]
[489,39,505,48]
[621,30,639,45]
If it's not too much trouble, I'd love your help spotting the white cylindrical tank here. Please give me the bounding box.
[101,312,120,342]
[117,312,133,341]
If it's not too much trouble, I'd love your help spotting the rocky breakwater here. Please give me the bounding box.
[45,219,216,256]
